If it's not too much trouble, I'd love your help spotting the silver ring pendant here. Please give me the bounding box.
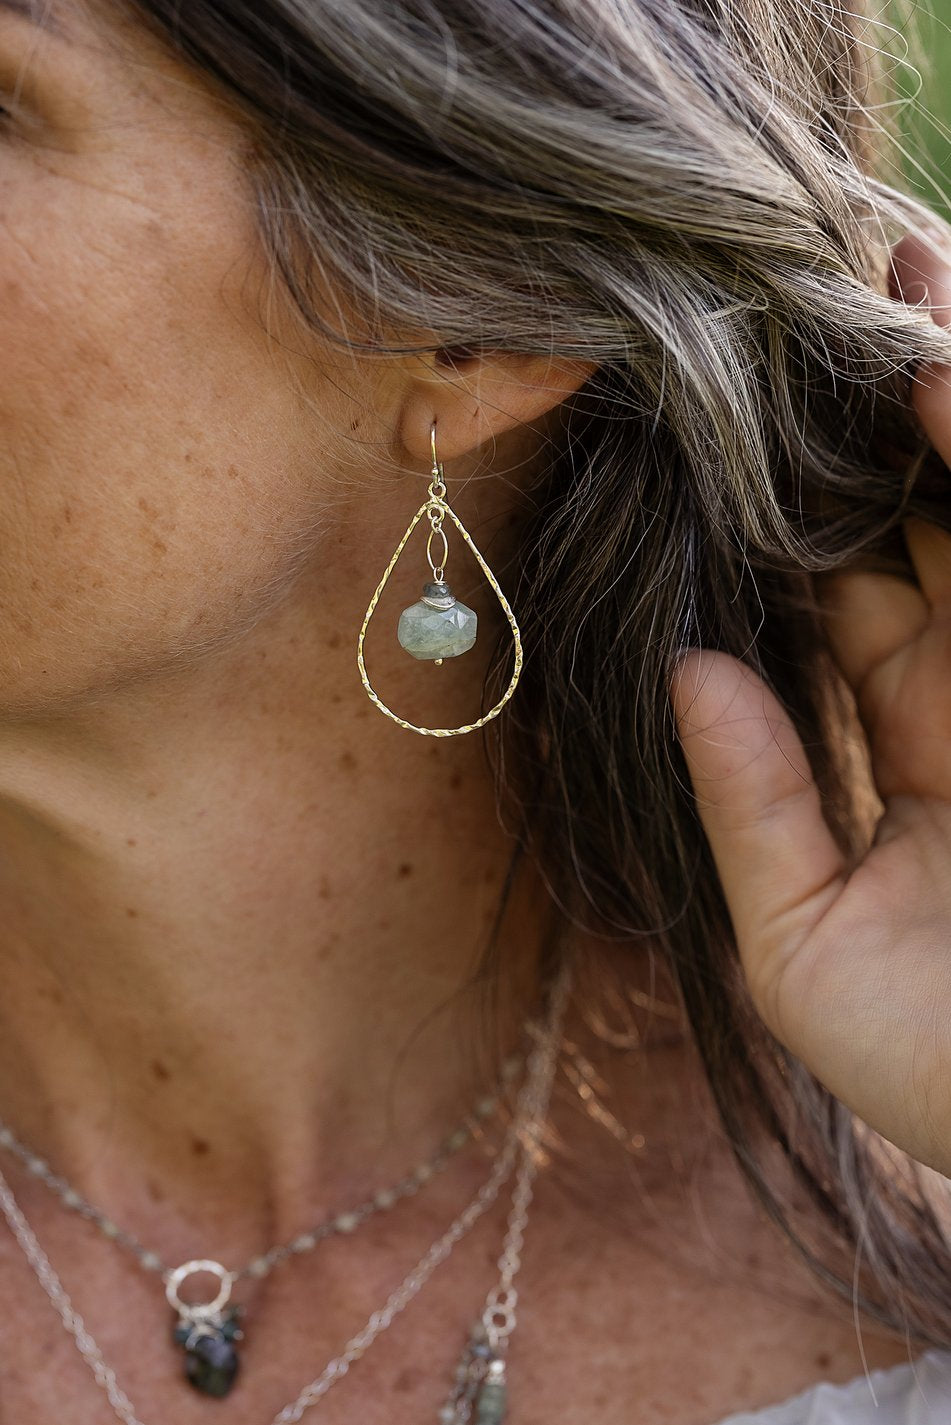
[165,1259,244,1399]
[165,1258,235,1318]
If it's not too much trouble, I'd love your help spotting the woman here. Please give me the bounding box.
[2,0,951,1419]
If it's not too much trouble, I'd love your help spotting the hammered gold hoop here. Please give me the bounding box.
[356,425,523,737]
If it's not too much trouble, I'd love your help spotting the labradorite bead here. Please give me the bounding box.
[476,1380,507,1422]
[183,1332,240,1398]
[397,599,477,660]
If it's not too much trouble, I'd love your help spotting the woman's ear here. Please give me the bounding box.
[399,347,599,464]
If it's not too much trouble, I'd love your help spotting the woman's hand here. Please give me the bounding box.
[667,233,951,1177]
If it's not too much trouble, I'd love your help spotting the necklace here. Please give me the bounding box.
[0,1056,523,1399]
[0,1058,522,1397]
[0,963,569,1423]
[437,971,568,1425]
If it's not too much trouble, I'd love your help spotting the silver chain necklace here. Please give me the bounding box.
[0,1057,522,1398]
[0,963,570,1424]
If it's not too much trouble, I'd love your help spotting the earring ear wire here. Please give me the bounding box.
[356,419,523,737]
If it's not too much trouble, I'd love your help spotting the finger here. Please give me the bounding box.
[668,649,846,1033]
[891,233,951,465]
[816,567,929,690]
[902,515,951,610]
[890,231,951,324]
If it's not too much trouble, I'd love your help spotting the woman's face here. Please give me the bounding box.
[0,0,382,717]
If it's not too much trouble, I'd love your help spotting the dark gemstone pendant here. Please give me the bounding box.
[172,1305,244,1398]
[437,1320,505,1424]
[183,1328,239,1398]
[166,1259,244,1398]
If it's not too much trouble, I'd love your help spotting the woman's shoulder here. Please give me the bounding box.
[710,1348,951,1425]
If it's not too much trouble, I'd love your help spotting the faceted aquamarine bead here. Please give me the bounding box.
[398,587,477,660]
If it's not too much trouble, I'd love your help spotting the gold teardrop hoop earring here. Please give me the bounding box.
[356,420,523,737]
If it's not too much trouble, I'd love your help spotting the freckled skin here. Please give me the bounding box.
[0,8,915,1423]
[0,1,377,716]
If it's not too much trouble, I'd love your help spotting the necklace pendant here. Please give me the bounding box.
[438,1322,506,1424]
[165,1258,243,1398]
[171,1303,244,1398]
[474,1359,507,1423]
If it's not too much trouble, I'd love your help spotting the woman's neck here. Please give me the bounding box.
[0,549,548,1260]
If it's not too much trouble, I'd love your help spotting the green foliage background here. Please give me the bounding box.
[901,1,951,217]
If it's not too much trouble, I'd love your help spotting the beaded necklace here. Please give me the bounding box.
[0,963,570,1421]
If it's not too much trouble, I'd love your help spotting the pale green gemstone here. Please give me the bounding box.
[397,599,477,660]
[476,1380,507,1423]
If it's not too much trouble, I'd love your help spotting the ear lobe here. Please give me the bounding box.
[401,348,599,464]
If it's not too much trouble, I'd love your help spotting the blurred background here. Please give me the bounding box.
[902,1,951,215]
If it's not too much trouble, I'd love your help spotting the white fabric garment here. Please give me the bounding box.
[711,1349,951,1424]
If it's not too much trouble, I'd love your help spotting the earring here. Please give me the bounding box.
[357,420,523,737]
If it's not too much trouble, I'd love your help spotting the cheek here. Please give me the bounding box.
[0,156,322,711]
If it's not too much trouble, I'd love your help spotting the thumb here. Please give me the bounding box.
[891,231,951,466]
[667,649,847,1028]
